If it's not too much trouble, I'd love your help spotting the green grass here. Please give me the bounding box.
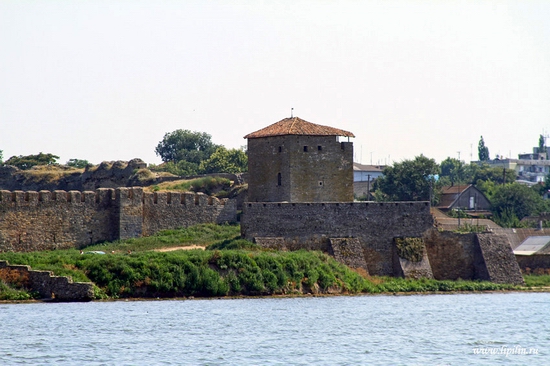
[523,274,550,288]
[368,277,516,293]
[0,281,39,301]
[0,223,538,300]
[85,223,241,253]
[152,176,232,196]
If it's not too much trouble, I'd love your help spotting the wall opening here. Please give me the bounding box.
[277,172,282,186]
[278,146,282,153]
[318,145,322,151]
[303,146,308,152]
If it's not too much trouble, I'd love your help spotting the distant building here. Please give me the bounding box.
[473,146,550,183]
[436,184,492,216]
[244,116,355,202]
[353,162,385,199]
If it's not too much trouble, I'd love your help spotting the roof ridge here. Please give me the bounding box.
[289,117,298,134]
[244,116,355,139]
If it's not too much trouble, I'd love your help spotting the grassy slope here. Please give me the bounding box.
[1,224,548,300]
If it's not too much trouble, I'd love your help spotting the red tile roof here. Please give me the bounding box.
[244,117,355,139]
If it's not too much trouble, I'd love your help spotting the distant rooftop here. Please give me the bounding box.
[353,162,385,172]
[437,185,484,209]
[513,236,550,255]
[244,117,355,139]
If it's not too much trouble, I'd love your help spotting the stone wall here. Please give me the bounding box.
[424,230,524,285]
[392,237,434,280]
[329,238,369,272]
[0,188,237,251]
[242,203,523,284]
[241,201,434,276]
[0,189,117,251]
[142,191,237,236]
[516,255,550,273]
[0,260,94,301]
[423,230,479,280]
[475,233,524,284]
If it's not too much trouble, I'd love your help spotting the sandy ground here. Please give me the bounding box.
[152,245,206,252]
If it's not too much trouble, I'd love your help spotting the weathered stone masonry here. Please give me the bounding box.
[241,201,434,276]
[0,260,94,301]
[242,201,524,284]
[0,188,237,251]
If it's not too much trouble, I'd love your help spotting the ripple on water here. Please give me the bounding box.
[1,293,549,365]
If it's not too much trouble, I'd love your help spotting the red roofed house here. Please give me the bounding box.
[244,116,354,203]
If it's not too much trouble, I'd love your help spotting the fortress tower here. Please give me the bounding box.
[244,117,355,202]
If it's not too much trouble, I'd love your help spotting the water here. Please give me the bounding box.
[1,293,548,365]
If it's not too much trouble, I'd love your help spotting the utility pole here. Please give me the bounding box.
[456,151,460,229]
[367,174,371,201]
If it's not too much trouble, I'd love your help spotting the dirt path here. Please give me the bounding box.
[152,245,206,252]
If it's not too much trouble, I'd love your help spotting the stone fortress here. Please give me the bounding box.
[0,116,525,285]
[241,117,524,284]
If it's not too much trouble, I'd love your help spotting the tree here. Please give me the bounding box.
[199,147,248,174]
[491,183,545,226]
[66,159,90,168]
[463,163,515,186]
[155,130,220,166]
[440,157,464,184]
[478,136,490,161]
[158,160,201,176]
[0,149,3,164]
[373,155,440,201]
[4,152,59,170]
[539,134,546,155]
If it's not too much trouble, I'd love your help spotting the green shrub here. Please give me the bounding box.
[0,281,38,300]
[394,237,424,262]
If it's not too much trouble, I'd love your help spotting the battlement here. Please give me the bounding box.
[0,187,237,252]
[245,201,430,209]
[143,191,226,206]
[0,188,115,206]
[0,188,228,207]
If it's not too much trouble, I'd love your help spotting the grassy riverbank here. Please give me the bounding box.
[1,224,549,300]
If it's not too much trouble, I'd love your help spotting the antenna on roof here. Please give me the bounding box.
[291,107,294,118]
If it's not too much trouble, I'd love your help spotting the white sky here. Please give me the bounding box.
[1,1,549,166]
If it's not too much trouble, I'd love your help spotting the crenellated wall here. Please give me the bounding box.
[142,190,237,236]
[0,189,117,251]
[0,188,237,251]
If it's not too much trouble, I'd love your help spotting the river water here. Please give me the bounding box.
[1,293,548,365]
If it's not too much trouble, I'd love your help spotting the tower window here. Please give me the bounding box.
[318,146,322,151]
[277,172,281,186]
[278,146,282,153]
[303,146,308,152]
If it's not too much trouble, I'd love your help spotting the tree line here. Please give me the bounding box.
[151,130,247,176]
[371,154,550,228]
[2,130,549,228]
[0,130,247,176]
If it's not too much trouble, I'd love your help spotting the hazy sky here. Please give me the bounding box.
[1,1,549,166]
